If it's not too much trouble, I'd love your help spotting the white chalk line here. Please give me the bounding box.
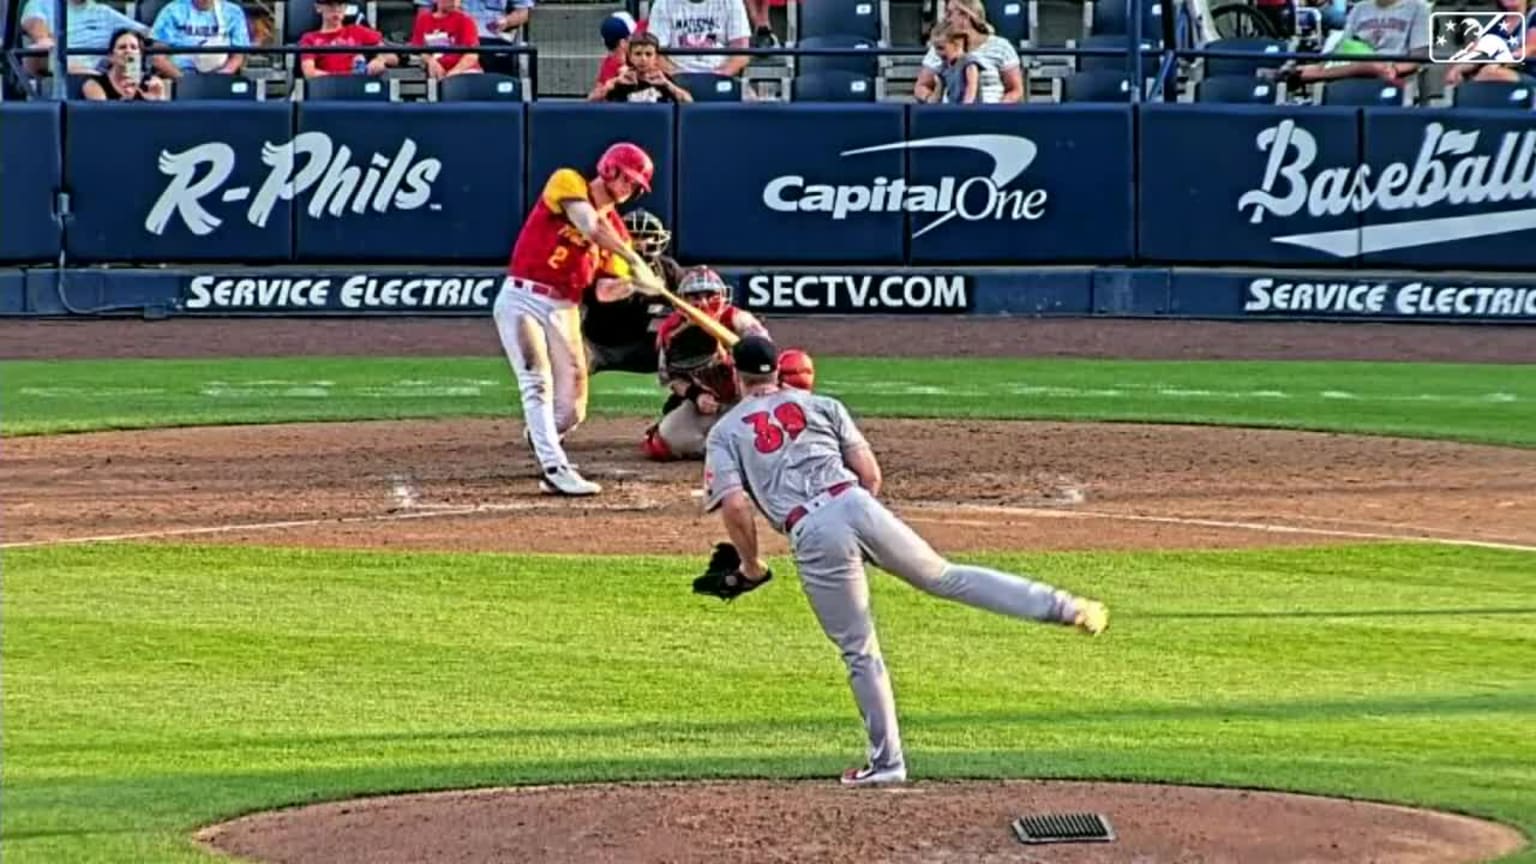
[9,497,1535,553]
[901,501,1536,553]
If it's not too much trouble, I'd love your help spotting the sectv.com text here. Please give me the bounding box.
[743,275,972,314]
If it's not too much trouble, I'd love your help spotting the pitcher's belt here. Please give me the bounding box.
[784,481,856,533]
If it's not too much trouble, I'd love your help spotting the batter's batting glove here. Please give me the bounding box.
[692,542,772,602]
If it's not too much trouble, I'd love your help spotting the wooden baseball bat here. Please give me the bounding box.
[655,282,741,348]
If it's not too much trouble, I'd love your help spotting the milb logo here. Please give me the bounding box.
[1429,11,1527,64]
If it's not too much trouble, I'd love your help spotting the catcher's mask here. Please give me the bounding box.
[678,266,730,314]
[623,209,671,265]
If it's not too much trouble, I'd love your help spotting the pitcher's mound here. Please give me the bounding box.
[198,780,1526,864]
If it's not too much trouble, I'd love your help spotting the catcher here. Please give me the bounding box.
[582,209,685,376]
[642,266,816,462]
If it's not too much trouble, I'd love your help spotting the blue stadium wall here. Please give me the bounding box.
[3,100,1535,323]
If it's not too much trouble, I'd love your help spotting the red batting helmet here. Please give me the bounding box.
[597,142,654,194]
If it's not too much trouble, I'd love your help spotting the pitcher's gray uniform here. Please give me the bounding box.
[703,375,1109,786]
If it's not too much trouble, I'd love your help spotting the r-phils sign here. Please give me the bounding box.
[63,101,523,264]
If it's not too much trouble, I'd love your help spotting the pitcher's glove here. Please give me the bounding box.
[692,542,772,601]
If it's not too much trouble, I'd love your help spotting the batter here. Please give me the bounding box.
[493,142,665,497]
[701,335,1111,786]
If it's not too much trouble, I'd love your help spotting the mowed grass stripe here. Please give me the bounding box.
[3,356,1534,445]
[2,542,1534,863]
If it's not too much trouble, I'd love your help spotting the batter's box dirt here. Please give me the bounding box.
[196,780,1526,864]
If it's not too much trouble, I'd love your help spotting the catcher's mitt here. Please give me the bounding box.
[692,542,772,601]
[666,324,738,402]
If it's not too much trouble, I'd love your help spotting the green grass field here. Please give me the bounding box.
[3,355,1535,863]
[3,356,1535,446]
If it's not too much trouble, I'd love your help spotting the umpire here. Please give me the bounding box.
[582,208,683,375]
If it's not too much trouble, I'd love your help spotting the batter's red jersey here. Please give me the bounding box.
[508,169,633,304]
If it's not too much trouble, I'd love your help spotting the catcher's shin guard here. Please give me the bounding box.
[641,425,676,462]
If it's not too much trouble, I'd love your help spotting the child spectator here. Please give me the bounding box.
[931,25,980,103]
[299,0,395,77]
[589,31,693,102]
[914,0,1023,103]
[149,0,251,78]
[410,0,481,79]
[81,28,167,99]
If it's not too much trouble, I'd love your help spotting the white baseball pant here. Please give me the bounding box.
[493,277,589,471]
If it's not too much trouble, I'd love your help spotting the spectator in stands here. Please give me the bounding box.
[81,27,167,98]
[913,0,1023,103]
[589,31,693,102]
[1292,0,1429,84]
[149,0,252,78]
[411,0,528,76]
[744,0,783,47]
[17,0,147,75]
[410,0,482,78]
[299,0,396,78]
[645,0,751,77]
[925,24,979,103]
[1444,0,1535,86]
[596,11,639,86]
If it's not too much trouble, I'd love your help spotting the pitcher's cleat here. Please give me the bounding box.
[1072,599,1109,636]
[840,764,907,787]
[539,465,601,497]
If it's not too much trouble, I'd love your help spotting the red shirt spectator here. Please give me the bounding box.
[300,16,388,76]
[411,0,481,77]
[596,11,645,85]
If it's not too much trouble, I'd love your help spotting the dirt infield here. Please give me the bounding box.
[9,316,1533,863]
[6,417,1535,553]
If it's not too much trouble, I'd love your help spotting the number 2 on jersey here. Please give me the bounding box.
[744,402,808,454]
[546,245,570,270]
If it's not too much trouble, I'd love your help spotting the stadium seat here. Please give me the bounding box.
[1086,0,1165,41]
[1196,74,1277,103]
[1202,37,1286,77]
[1451,80,1536,110]
[174,73,258,100]
[1062,70,1131,101]
[794,34,878,78]
[984,0,1033,47]
[302,74,391,101]
[284,0,320,45]
[437,71,522,101]
[1075,34,1159,79]
[792,70,876,102]
[673,72,743,102]
[135,0,170,26]
[1320,77,1403,106]
[796,0,882,43]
